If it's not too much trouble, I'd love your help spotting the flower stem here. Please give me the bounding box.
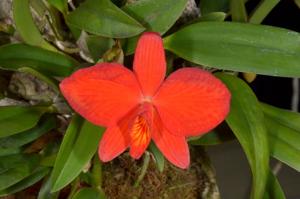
[134,151,150,188]
[91,155,104,193]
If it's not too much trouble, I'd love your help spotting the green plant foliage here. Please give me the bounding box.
[189,129,234,145]
[86,35,114,62]
[66,0,145,38]
[249,0,280,24]
[72,188,106,199]
[47,0,68,14]
[262,103,300,130]
[164,22,300,78]
[51,115,105,192]
[122,0,188,55]
[123,0,187,34]
[0,148,21,157]
[149,142,164,172]
[38,176,59,199]
[0,154,40,190]
[200,0,230,15]
[0,115,56,150]
[262,103,300,171]
[197,12,226,22]
[13,0,56,51]
[122,0,187,55]
[0,44,78,77]
[230,0,247,22]
[264,171,286,199]
[217,73,269,199]
[0,167,50,196]
[0,106,48,138]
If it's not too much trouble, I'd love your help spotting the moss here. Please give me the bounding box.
[102,147,220,199]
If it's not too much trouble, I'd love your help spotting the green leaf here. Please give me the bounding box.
[0,167,50,196]
[200,0,230,15]
[230,0,247,22]
[249,0,280,24]
[0,115,56,149]
[72,188,105,199]
[164,22,300,78]
[122,0,187,55]
[0,44,78,77]
[149,142,164,172]
[217,73,269,199]
[262,103,300,131]
[198,12,226,22]
[0,148,21,157]
[122,35,138,55]
[47,0,68,14]
[123,0,187,34]
[86,35,114,62]
[264,171,286,199]
[31,0,65,41]
[0,106,48,138]
[262,103,300,171]
[66,0,145,38]
[38,176,59,199]
[189,129,234,145]
[0,154,40,190]
[13,0,56,51]
[51,115,105,192]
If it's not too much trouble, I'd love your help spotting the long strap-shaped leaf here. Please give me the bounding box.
[164,22,300,78]
[262,103,300,172]
[50,115,104,192]
[13,0,56,51]
[217,73,269,199]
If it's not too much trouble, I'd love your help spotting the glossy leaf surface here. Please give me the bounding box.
[217,73,269,199]
[123,0,187,34]
[47,0,68,14]
[0,44,78,77]
[0,154,40,190]
[264,171,286,199]
[51,115,104,192]
[149,142,164,172]
[0,167,50,196]
[0,106,47,138]
[13,0,56,51]
[66,0,145,38]
[262,103,300,171]
[164,22,300,78]
[200,0,230,15]
[0,115,56,149]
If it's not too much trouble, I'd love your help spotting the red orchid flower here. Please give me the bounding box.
[60,32,230,169]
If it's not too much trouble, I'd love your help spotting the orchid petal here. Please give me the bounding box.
[152,127,190,169]
[133,32,166,96]
[98,125,129,162]
[154,68,231,136]
[60,63,141,126]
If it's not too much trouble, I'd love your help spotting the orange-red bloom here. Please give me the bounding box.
[60,32,230,169]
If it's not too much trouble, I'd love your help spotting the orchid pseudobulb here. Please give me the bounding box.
[60,32,231,169]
